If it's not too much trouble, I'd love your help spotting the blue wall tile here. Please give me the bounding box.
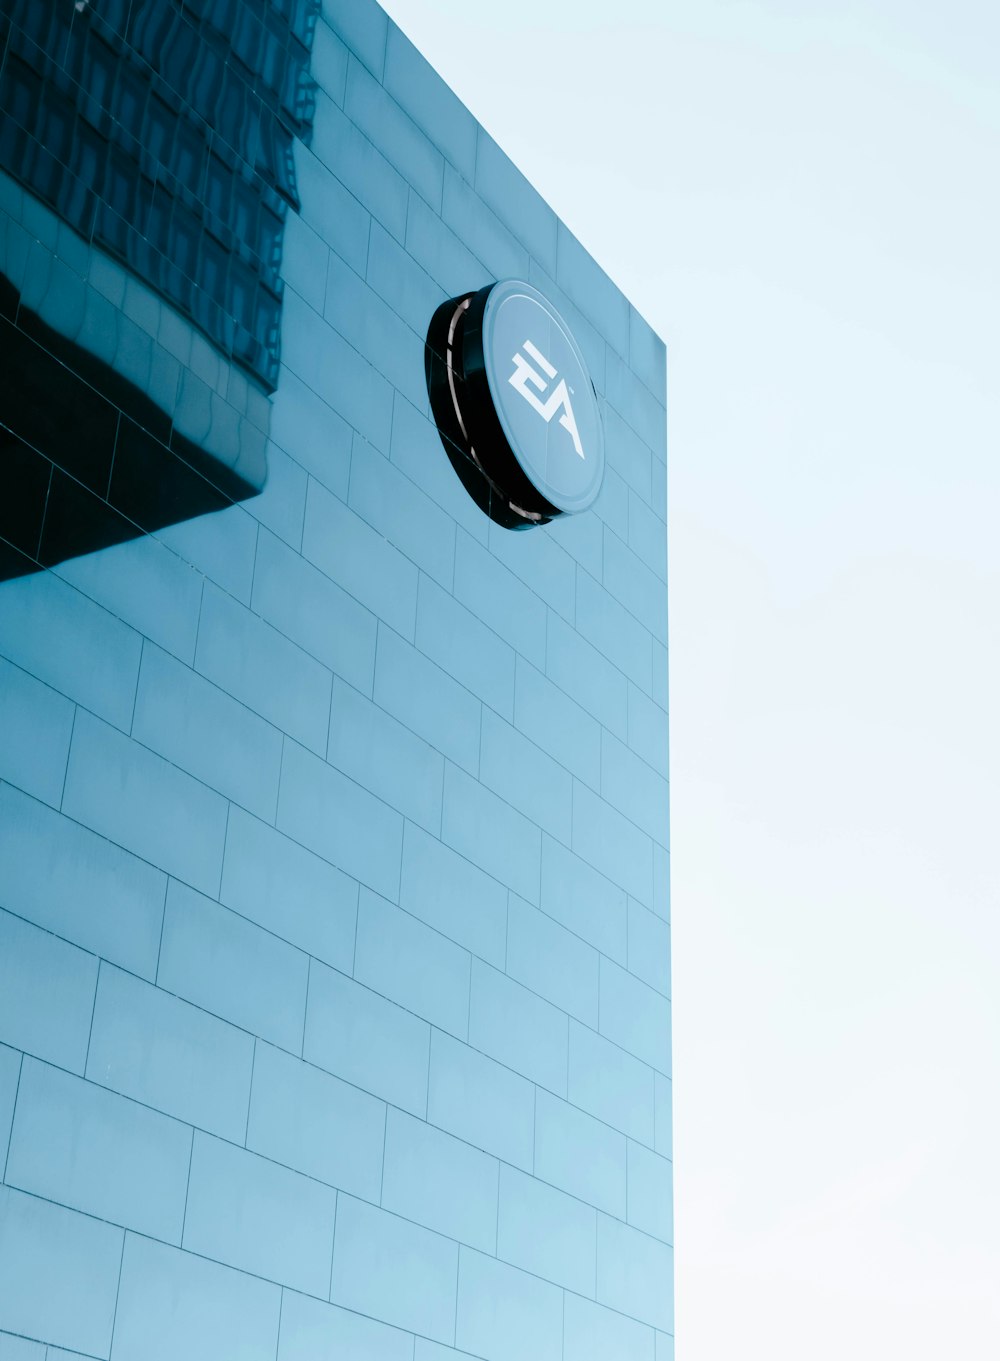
[303,479,419,642]
[399,822,507,968]
[349,435,456,590]
[355,888,471,1038]
[54,535,202,665]
[388,393,489,545]
[506,896,598,1029]
[375,627,481,776]
[441,765,540,905]
[324,252,427,411]
[628,900,671,998]
[513,658,601,790]
[381,1107,498,1252]
[183,1132,337,1296]
[5,1059,191,1243]
[278,1289,413,1361]
[248,1042,384,1202]
[277,740,404,901]
[564,1294,656,1361]
[329,677,444,835]
[592,463,630,540]
[651,452,668,524]
[252,529,377,697]
[427,1030,533,1172]
[269,379,350,512]
[454,534,546,671]
[0,1332,45,1359]
[526,259,609,400]
[455,1247,563,1361]
[62,712,228,898]
[601,731,670,849]
[474,132,557,274]
[132,644,283,822]
[654,1073,673,1161]
[283,215,330,317]
[367,220,445,335]
[486,515,576,625]
[282,289,394,453]
[627,1139,674,1245]
[304,962,430,1117]
[86,965,254,1143]
[0,784,165,978]
[605,347,667,458]
[629,307,668,407]
[556,225,630,361]
[652,636,669,711]
[196,582,333,756]
[415,1342,481,1361]
[221,808,358,975]
[657,1329,676,1360]
[652,843,671,922]
[322,0,388,81]
[251,446,310,558]
[576,568,653,693]
[157,882,310,1054]
[627,490,668,582]
[572,782,653,907]
[311,95,407,246]
[538,1075,631,1219]
[0,1044,21,1179]
[441,166,529,282]
[604,528,668,645]
[568,1022,654,1147]
[157,502,259,606]
[497,1164,596,1296]
[405,190,493,300]
[627,682,669,777]
[310,21,350,105]
[0,659,74,806]
[383,25,477,178]
[468,959,568,1097]
[599,957,672,1076]
[0,1188,122,1358]
[415,575,515,721]
[0,911,97,1074]
[479,710,573,846]
[596,1213,674,1333]
[547,498,605,579]
[331,1194,458,1344]
[545,612,627,739]
[291,144,370,282]
[112,1234,280,1361]
[0,572,141,731]
[345,58,444,209]
[540,835,627,965]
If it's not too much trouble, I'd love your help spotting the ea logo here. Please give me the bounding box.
[509,340,584,460]
[425,280,605,530]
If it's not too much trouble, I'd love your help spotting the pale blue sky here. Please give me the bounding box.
[380,2,1000,1355]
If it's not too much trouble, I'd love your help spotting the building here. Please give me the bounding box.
[0,1,672,1357]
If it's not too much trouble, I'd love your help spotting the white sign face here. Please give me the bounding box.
[482,280,604,516]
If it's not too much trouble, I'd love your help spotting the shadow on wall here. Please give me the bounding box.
[0,275,258,583]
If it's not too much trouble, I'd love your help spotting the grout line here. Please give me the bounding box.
[1,1051,23,1185]
[180,1124,195,1244]
[83,958,102,1077]
[58,703,78,813]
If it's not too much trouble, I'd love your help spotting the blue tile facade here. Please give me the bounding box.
[0,0,670,1355]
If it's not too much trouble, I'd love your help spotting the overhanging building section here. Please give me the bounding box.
[0,2,672,1356]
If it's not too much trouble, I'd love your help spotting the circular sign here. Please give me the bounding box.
[425,280,605,529]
